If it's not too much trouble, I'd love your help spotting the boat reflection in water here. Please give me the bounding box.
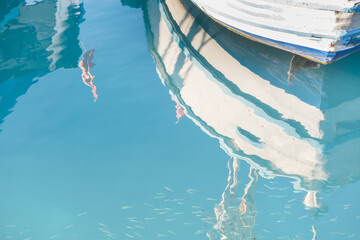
[0,0,85,127]
[142,0,360,238]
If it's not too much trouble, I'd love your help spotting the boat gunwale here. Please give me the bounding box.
[188,0,360,64]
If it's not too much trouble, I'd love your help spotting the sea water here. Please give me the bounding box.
[0,0,359,239]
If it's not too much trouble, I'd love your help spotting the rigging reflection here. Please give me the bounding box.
[0,0,85,127]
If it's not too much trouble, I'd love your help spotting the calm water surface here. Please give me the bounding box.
[1,0,360,239]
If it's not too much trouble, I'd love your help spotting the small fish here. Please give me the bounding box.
[99,223,108,228]
[186,189,198,194]
[155,233,167,237]
[165,198,183,202]
[20,229,31,234]
[64,225,74,229]
[125,233,134,238]
[106,233,117,239]
[154,196,165,199]
[268,195,287,198]
[192,211,203,214]
[264,184,277,190]
[77,212,87,216]
[155,192,166,195]
[192,206,202,209]
[329,232,347,235]
[121,206,133,210]
[343,204,354,210]
[194,230,205,234]
[164,187,174,192]
[278,237,291,240]
[348,233,356,238]
[129,219,142,224]
[187,188,198,192]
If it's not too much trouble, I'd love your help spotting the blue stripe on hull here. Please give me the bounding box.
[185,0,360,64]
[228,24,360,64]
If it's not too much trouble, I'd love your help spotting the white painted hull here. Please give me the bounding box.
[189,0,360,63]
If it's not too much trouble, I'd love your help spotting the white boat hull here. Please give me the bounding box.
[188,0,360,63]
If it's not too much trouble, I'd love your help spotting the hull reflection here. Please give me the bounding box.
[145,0,360,206]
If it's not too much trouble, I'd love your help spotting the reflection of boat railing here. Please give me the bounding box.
[145,0,360,196]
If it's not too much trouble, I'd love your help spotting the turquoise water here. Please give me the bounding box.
[0,0,360,239]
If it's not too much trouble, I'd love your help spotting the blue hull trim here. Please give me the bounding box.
[226,23,360,64]
[185,0,360,64]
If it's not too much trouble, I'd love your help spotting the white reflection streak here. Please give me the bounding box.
[213,157,235,240]
[303,191,319,209]
[212,157,258,239]
[312,225,317,240]
[47,0,74,71]
[240,166,257,216]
